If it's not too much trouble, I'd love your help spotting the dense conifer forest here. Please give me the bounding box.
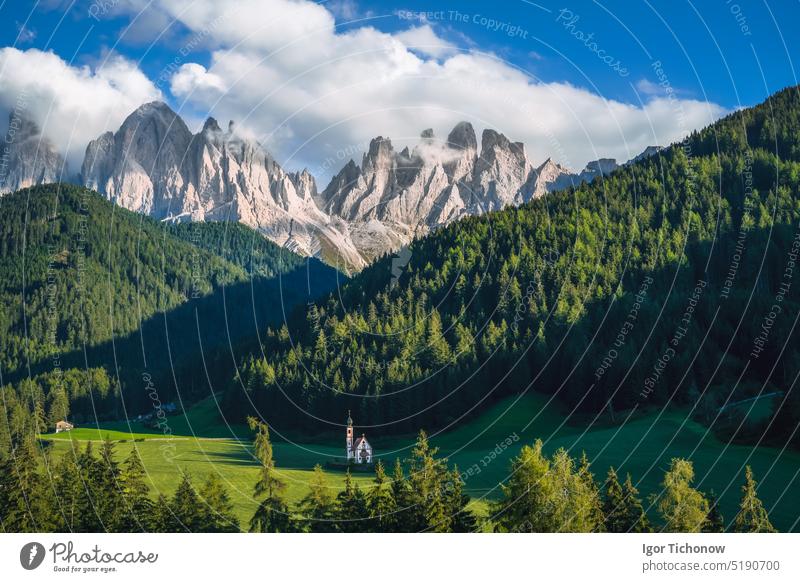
[0,185,336,428]
[225,87,800,448]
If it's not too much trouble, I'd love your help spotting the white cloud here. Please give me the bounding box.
[0,47,162,173]
[394,25,458,59]
[151,0,726,180]
[327,0,368,21]
[635,78,663,97]
[0,0,729,187]
[171,63,227,96]
[15,22,36,45]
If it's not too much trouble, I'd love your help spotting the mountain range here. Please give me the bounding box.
[0,101,658,272]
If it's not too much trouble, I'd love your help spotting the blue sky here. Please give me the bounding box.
[1,0,798,178]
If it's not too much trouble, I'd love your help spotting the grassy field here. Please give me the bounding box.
[42,393,800,531]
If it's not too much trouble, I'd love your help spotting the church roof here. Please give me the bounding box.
[353,435,370,449]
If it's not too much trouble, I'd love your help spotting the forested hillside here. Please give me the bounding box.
[227,86,800,446]
[0,185,246,372]
[166,221,309,278]
[0,185,337,436]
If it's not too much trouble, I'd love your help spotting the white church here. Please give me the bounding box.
[346,411,373,464]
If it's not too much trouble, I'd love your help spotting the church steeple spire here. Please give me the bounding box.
[345,411,354,460]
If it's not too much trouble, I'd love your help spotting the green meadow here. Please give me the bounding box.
[42,394,800,531]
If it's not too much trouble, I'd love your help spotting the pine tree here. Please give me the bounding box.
[74,441,103,532]
[250,495,294,533]
[577,452,605,532]
[703,489,725,532]
[733,466,776,533]
[297,465,338,532]
[169,471,203,532]
[32,398,47,435]
[494,441,602,532]
[367,460,396,532]
[35,448,60,532]
[51,449,82,531]
[118,447,153,531]
[46,388,69,428]
[621,473,651,533]
[656,458,709,532]
[602,467,627,532]
[424,310,452,368]
[445,466,477,532]
[198,473,240,532]
[0,438,51,532]
[247,417,292,533]
[96,438,123,531]
[389,458,415,532]
[150,494,176,532]
[408,430,450,532]
[336,469,369,532]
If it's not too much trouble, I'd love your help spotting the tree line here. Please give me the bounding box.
[0,420,776,533]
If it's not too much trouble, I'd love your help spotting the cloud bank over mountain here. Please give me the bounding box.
[0,47,162,173]
[0,0,726,181]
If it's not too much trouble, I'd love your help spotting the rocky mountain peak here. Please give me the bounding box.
[626,145,662,165]
[447,121,477,151]
[290,168,318,202]
[363,136,394,165]
[7,112,41,141]
[79,101,365,271]
[202,117,222,133]
[584,158,618,175]
[0,112,66,194]
[479,129,526,163]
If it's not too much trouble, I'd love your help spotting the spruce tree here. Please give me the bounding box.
[74,441,103,532]
[297,465,338,532]
[389,458,414,532]
[367,460,396,532]
[250,495,294,533]
[150,493,176,532]
[198,473,240,532]
[733,466,776,533]
[602,467,627,532]
[169,471,203,532]
[96,438,123,531]
[703,489,725,532]
[336,469,369,532]
[445,466,477,532]
[32,399,47,436]
[424,310,452,367]
[0,438,51,532]
[621,473,651,533]
[408,430,450,532]
[118,447,153,531]
[577,452,605,532]
[51,449,82,531]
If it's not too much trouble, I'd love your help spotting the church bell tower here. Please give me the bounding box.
[346,410,354,460]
